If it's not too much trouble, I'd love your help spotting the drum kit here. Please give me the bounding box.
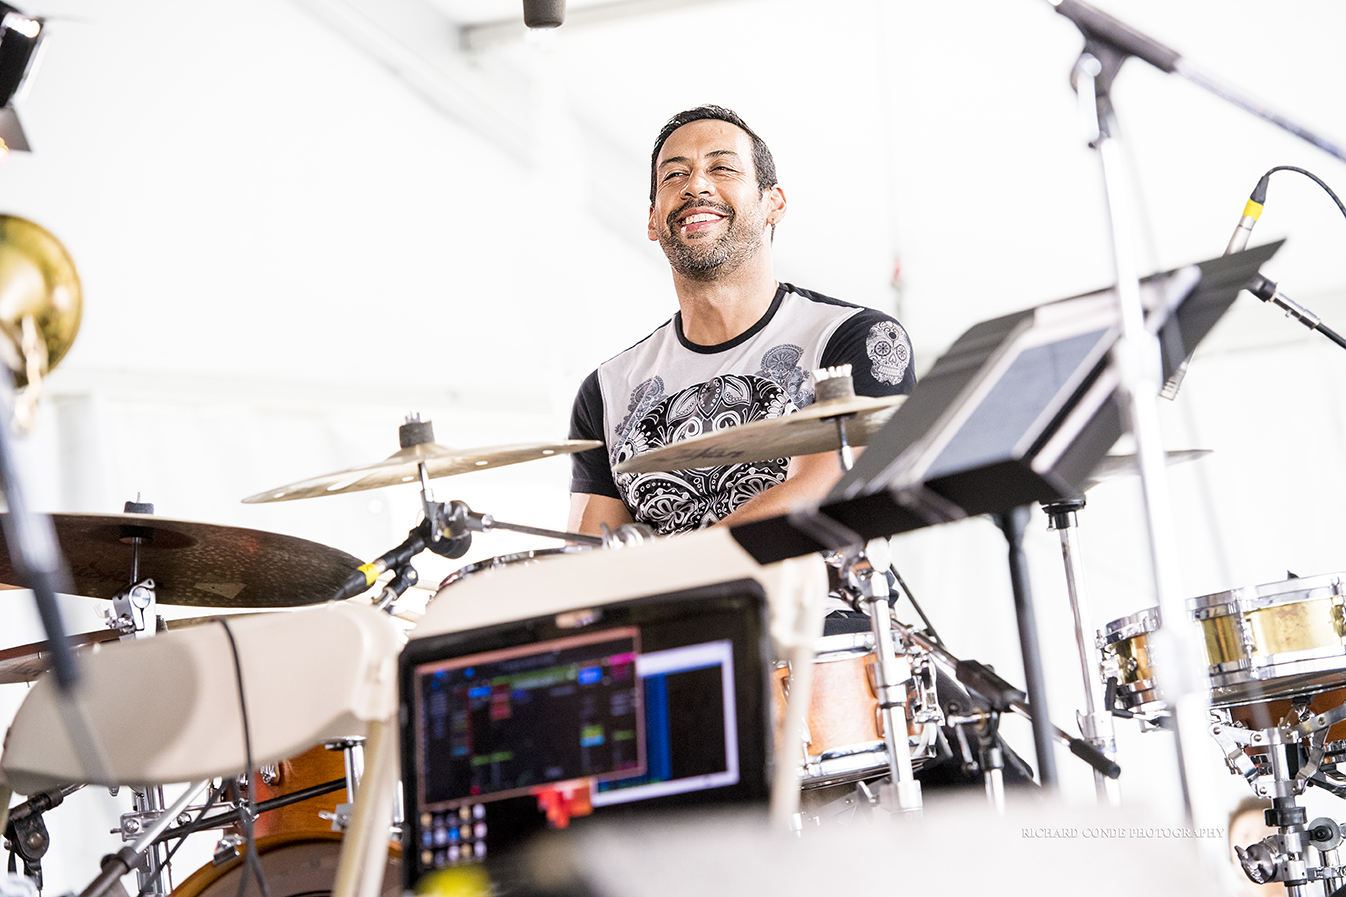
[0,368,1343,897]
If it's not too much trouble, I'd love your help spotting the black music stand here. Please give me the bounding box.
[730,242,1281,787]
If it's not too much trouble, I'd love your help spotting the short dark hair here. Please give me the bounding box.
[649,105,778,203]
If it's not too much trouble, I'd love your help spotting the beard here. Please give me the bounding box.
[658,197,767,282]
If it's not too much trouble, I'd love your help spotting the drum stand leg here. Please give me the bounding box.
[1044,498,1120,806]
[849,553,921,816]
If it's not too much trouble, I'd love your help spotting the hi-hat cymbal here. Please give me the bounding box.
[613,395,905,474]
[0,513,362,607]
[242,439,602,503]
[1083,449,1212,490]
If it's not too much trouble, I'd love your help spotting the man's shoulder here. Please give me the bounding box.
[781,283,867,312]
[595,316,678,371]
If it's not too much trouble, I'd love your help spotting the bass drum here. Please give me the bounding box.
[436,546,591,592]
[172,831,400,897]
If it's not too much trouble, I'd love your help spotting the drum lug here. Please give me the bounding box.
[318,803,354,832]
[258,763,281,786]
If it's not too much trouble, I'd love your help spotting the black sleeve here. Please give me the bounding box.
[568,370,621,499]
[820,309,916,397]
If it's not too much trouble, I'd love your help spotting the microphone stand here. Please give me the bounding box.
[1049,3,1346,830]
[1053,2,1237,827]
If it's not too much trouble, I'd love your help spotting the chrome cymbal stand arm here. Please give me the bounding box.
[815,365,858,473]
[830,416,854,472]
[847,552,921,815]
[1043,498,1119,805]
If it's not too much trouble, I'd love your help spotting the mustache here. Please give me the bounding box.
[667,199,734,231]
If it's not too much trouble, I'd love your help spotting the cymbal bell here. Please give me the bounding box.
[0,513,362,607]
[243,439,601,503]
[613,394,905,474]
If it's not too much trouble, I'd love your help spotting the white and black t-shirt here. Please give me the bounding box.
[569,283,915,535]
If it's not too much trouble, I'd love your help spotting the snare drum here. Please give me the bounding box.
[774,632,940,789]
[172,831,399,897]
[1191,572,1346,706]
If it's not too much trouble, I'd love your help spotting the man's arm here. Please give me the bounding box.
[713,448,857,528]
[568,492,635,537]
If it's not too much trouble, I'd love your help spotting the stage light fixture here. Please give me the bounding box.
[0,3,45,154]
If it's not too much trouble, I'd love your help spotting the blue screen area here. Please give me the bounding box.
[592,640,738,805]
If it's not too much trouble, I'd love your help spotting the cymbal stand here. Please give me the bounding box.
[106,500,159,641]
[401,414,604,552]
[840,549,922,815]
[1043,497,1120,805]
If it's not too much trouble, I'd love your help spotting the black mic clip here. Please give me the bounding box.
[424,500,472,559]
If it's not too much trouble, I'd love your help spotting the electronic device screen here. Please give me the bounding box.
[398,581,771,886]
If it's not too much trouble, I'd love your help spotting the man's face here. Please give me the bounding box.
[647,119,785,281]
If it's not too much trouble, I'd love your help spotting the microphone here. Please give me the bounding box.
[1225,173,1270,255]
[522,0,564,28]
[333,518,470,601]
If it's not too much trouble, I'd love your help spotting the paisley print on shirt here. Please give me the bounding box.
[612,374,794,535]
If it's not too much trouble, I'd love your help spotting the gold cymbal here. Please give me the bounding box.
[0,513,362,607]
[613,395,905,474]
[242,439,601,503]
[1084,449,1212,490]
[0,215,82,386]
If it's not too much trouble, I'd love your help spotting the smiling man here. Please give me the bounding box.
[567,105,915,537]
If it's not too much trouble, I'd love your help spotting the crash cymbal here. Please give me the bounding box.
[1084,449,1212,490]
[0,513,362,607]
[613,394,905,474]
[242,439,602,503]
[0,617,213,684]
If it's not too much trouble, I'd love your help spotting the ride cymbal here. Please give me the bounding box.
[243,439,601,503]
[613,395,905,474]
[0,513,362,607]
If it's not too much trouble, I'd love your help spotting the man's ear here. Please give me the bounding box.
[766,185,787,225]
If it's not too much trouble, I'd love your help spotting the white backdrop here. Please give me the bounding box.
[1,0,1345,891]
